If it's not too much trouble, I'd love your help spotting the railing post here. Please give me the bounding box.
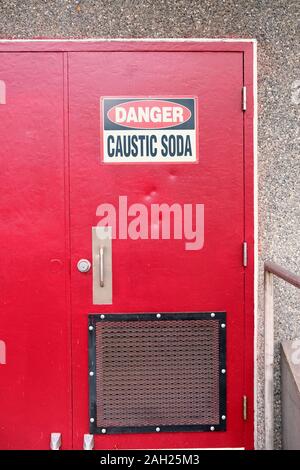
[264,269,274,450]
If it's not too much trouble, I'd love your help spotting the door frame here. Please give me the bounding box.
[0,39,257,450]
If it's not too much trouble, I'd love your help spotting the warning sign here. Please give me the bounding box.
[101,97,197,163]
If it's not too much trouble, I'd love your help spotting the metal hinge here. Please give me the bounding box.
[243,241,248,267]
[242,86,247,111]
[0,80,6,105]
[50,432,61,450]
[83,434,94,450]
[243,395,248,421]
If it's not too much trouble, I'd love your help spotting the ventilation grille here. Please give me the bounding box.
[88,313,226,434]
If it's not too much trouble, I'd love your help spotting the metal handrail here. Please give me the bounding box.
[264,261,300,450]
[265,261,300,289]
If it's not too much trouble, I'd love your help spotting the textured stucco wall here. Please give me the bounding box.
[0,0,299,449]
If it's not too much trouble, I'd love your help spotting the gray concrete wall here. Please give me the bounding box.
[281,341,300,450]
[0,0,299,449]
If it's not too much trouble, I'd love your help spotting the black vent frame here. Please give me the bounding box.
[88,312,226,435]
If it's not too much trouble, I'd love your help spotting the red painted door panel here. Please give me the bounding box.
[68,51,245,449]
[0,53,72,449]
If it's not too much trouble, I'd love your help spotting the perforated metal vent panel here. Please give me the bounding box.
[88,313,226,434]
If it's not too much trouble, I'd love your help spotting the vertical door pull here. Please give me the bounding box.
[100,247,104,287]
[92,226,112,305]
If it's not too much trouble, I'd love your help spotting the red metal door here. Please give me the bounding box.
[68,48,252,449]
[0,53,72,449]
[0,41,254,451]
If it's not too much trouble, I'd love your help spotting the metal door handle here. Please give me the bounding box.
[99,247,104,287]
[92,227,112,305]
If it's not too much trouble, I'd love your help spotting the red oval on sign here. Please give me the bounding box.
[107,100,192,129]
